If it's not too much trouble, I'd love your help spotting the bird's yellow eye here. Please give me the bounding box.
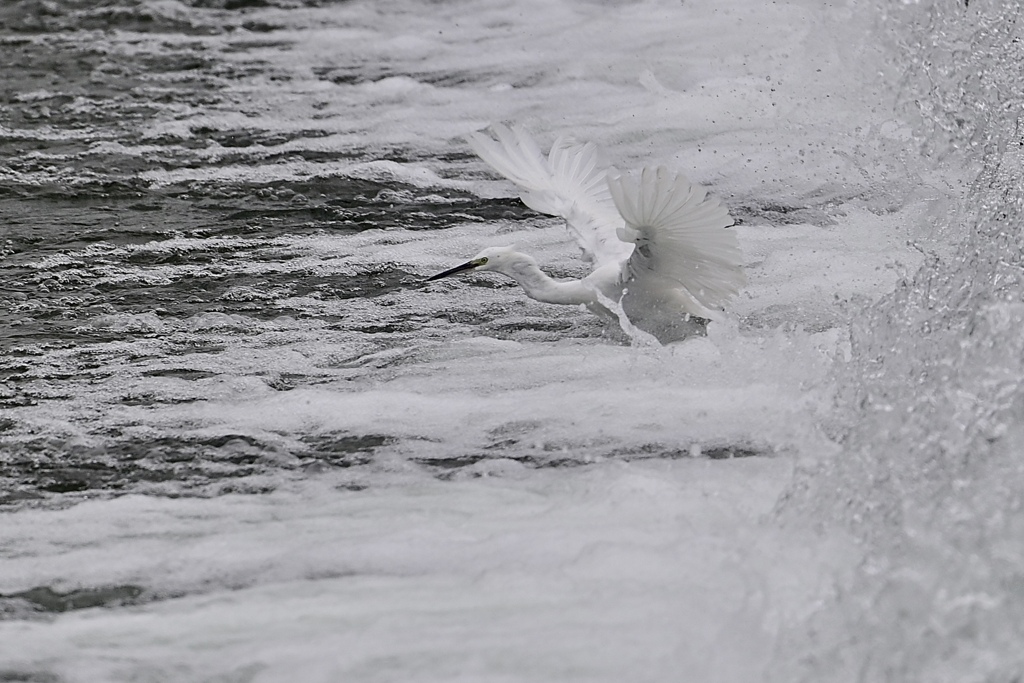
[476,257,488,265]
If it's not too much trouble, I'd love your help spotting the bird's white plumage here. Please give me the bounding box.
[466,126,630,266]
[608,166,744,311]
[443,123,745,343]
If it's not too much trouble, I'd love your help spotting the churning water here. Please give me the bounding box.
[775,2,1024,681]
[0,0,1020,681]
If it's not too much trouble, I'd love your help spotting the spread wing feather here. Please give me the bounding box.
[606,166,745,312]
[466,124,631,266]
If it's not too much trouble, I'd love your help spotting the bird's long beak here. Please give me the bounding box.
[425,258,484,282]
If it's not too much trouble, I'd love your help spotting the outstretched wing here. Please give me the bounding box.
[466,124,632,267]
[606,166,744,314]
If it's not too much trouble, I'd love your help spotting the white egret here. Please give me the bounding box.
[428,124,745,343]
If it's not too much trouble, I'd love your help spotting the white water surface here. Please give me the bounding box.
[0,0,970,680]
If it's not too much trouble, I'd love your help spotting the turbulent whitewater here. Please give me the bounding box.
[0,0,1021,681]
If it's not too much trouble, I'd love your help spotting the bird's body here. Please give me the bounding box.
[428,124,745,343]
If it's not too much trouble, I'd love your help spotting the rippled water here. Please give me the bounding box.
[0,0,564,502]
[0,0,1016,680]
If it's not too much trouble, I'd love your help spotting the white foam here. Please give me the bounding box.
[138,159,474,190]
[1,459,805,682]
[0,0,974,680]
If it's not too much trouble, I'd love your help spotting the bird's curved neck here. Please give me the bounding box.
[498,256,593,306]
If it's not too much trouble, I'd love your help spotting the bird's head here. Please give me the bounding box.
[426,245,523,281]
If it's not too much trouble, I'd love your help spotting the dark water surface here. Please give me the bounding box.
[5,1,1022,681]
[0,1,571,504]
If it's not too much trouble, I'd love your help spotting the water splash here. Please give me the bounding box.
[775,2,1024,680]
